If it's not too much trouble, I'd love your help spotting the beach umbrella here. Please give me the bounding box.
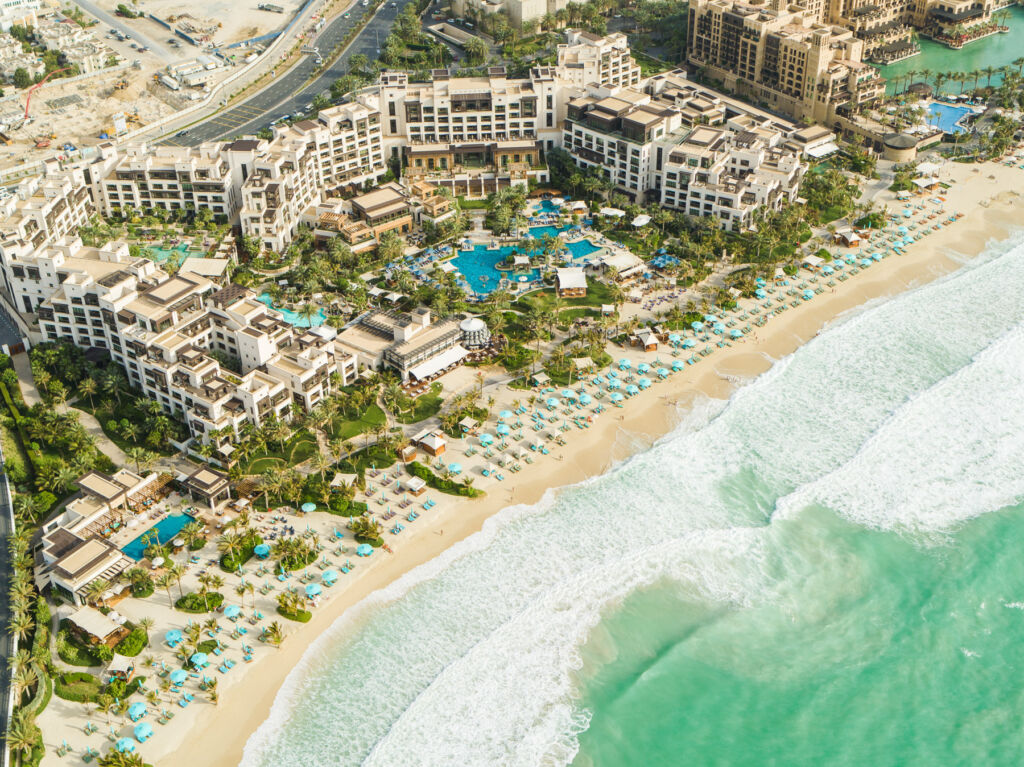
[822,265,834,275]
[224,604,241,619]
[902,208,912,217]
[356,543,374,557]
[169,669,188,685]
[190,652,208,668]
[300,502,317,513]
[579,393,592,405]
[860,258,872,267]
[546,397,560,408]
[610,392,624,403]
[134,722,154,743]
[128,702,147,721]
[560,388,577,400]
[802,289,814,300]
[608,369,619,378]
[638,377,652,389]
[607,378,622,390]
[618,358,632,370]
[668,333,681,345]
[479,433,494,446]
[755,288,767,299]
[253,543,271,559]
[672,360,684,371]
[323,569,339,583]
[164,629,182,645]
[704,314,718,323]
[897,225,909,234]
[116,738,136,753]
[626,384,640,396]
[305,583,322,598]
[682,338,696,349]
[637,362,651,374]
[730,329,743,339]
[712,323,725,335]
[592,375,605,385]
[496,423,511,436]
[691,321,704,332]
[844,254,856,264]
[447,463,463,475]
[498,410,514,421]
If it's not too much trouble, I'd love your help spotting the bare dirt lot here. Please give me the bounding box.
[99,0,306,45]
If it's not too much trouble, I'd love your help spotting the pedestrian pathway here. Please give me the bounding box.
[12,353,41,406]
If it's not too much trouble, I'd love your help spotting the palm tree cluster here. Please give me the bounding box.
[272,534,318,572]
[276,588,308,617]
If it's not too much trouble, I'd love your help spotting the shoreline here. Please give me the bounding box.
[36,162,1024,767]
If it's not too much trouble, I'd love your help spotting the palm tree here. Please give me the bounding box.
[167,561,186,598]
[180,520,205,549]
[84,578,109,606]
[350,515,382,542]
[263,621,284,647]
[217,532,244,564]
[5,710,38,765]
[155,573,175,607]
[8,611,33,642]
[10,664,38,704]
[78,377,98,408]
[137,616,154,638]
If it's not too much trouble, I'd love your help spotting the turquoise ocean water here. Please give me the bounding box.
[242,230,1024,767]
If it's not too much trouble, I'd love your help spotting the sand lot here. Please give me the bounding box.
[99,0,306,45]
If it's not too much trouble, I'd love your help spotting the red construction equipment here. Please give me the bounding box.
[23,67,73,120]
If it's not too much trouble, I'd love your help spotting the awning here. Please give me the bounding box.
[916,161,942,175]
[632,214,651,227]
[806,141,840,158]
[439,261,457,273]
[913,177,939,188]
[599,207,625,217]
[803,254,824,267]
[408,344,468,381]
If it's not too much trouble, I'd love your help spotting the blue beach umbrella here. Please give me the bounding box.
[164,629,182,645]
[704,314,718,323]
[579,393,593,405]
[560,388,577,400]
[448,463,463,475]
[116,738,136,753]
[496,423,511,436]
[610,392,624,403]
[902,208,912,217]
[672,360,684,371]
[224,604,241,619]
[322,569,339,583]
[822,265,834,275]
[637,362,650,374]
[638,377,652,389]
[356,543,373,557]
[668,333,681,345]
[844,254,856,264]
[803,289,814,300]
[546,397,560,409]
[730,329,743,339]
[618,358,632,370]
[498,410,514,421]
[300,502,317,513]
[860,258,873,267]
[128,702,147,721]
[134,722,154,743]
[691,321,704,332]
[755,277,767,287]
[169,669,187,685]
[607,378,622,390]
[897,225,909,234]
[626,384,640,396]
[479,433,494,446]
[305,583,322,598]
[755,288,767,298]
[254,543,271,559]
[657,367,669,378]
[682,338,696,349]
[712,323,725,335]
[190,652,208,669]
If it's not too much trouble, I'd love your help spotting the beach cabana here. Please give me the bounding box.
[165,629,183,647]
[224,604,242,620]
[459,416,479,435]
[305,583,322,598]
[134,722,154,743]
[128,702,147,722]
[403,476,427,496]
[531,372,551,386]
[356,543,374,557]
[254,543,271,559]
[169,669,188,685]
[116,738,136,753]
[190,652,208,670]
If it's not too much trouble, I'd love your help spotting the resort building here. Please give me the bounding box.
[335,306,469,382]
[555,31,643,90]
[452,0,587,28]
[556,267,588,297]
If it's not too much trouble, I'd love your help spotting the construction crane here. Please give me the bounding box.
[23,67,73,120]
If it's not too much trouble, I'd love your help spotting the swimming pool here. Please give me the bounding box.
[537,199,561,213]
[450,245,539,294]
[927,102,972,134]
[121,513,195,561]
[146,242,206,266]
[566,239,601,260]
[256,293,327,327]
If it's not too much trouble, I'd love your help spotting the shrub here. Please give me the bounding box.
[174,591,224,613]
[277,605,312,622]
[407,461,484,498]
[54,672,102,703]
[220,534,264,572]
[114,627,148,657]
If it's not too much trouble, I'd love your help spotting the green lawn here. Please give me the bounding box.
[338,444,396,477]
[243,430,318,474]
[331,404,386,440]
[56,621,104,666]
[395,383,444,424]
[512,279,617,312]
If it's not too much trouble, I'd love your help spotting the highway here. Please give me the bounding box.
[164,0,422,146]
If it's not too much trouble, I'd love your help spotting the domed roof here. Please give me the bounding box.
[883,133,918,149]
[460,317,486,332]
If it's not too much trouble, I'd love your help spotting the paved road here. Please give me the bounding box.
[70,0,176,64]
[164,0,421,146]
[0,437,14,753]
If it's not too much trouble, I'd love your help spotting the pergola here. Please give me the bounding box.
[180,467,231,511]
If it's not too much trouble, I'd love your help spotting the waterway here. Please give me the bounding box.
[877,5,1024,94]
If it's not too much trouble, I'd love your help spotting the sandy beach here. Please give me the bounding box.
[36,159,1024,766]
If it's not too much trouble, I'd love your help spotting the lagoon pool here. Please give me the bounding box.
[146,242,207,266]
[121,513,195,561]
[256,293,327,327]
[566,239,601,260]
[450,245,539,294]
[927,102,972,134]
